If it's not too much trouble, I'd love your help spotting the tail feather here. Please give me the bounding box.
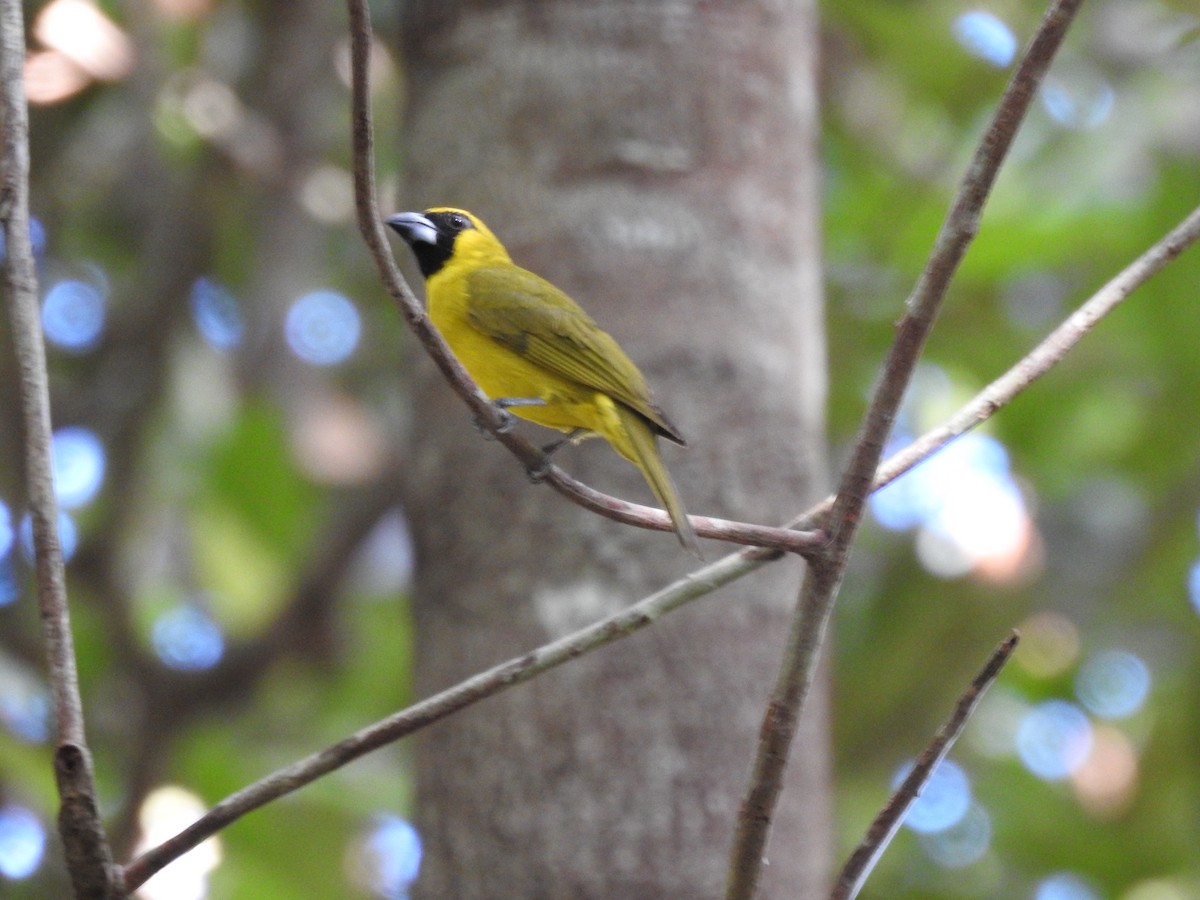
[613,403,701,558]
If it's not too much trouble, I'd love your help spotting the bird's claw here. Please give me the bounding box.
[526,457,552,483]
[474,406,516,440]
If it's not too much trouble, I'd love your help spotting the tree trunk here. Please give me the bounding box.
[400,2,829,896]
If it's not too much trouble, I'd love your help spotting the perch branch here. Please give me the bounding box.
[346,0,820,556]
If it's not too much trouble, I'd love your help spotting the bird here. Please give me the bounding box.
[386,207,699,555]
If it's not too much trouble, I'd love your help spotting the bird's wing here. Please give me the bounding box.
[465,266,685,444]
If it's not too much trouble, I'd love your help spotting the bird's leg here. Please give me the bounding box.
[541,428,586,457]
[474,397,546,439]
[495,397,547,410]
[526,428,586,483]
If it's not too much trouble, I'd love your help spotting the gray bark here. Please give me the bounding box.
[400,2,830,896]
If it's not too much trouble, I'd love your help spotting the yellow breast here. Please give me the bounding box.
[426,265,611,438]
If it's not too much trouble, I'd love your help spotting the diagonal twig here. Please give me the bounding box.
[865,202,1200,497]
[0,1,117,896]
[831,632,1019,900]
[119,549,760,891]
[726,2,1088,897]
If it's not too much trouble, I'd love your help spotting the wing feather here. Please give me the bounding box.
[465,267,684,444]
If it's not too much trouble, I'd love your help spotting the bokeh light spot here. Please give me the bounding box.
[347,814,422,899]
[0,805,46,879]
[966,686,1027,759]
[151,605,225,671]
[1071,724,1138,819]
[1015,611,1080,678]
[1016,700,1093,781]
[134,786,222,900]
[0,681,49,743]
[1041,73,1114,130]
[1035,871,1100,900]
[42,279,105,351]
[285,290,361,365]
[0,217,47,263]
[0,501,12,558]
[299,164,355,224]
[51,426,106,509]
[872,429,1033,580]
[1187,558,1200,616]
[918,802,991,869]
[953,11,1017,67]
[894,758,971,834]
[190,278,244,350]
[1075,650,1150,720]
[352,509,415,597]
[34,0,134,82]
[19,510,78,564]
[0,554,18,608]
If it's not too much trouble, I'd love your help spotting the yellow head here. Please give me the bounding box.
[386,207,511,279]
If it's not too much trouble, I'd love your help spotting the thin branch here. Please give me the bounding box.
[726,2,1086,897]
[119,549,763,891]
[347,0,819,557]
[831,632,1019,900]
[0,0,79,759]
[783,197,1200,533]
[868,201,1200,496]
[0,2,117,897]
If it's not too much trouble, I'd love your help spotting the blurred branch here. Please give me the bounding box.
[119,547,762,891]
[831,632,1019,900]
[347,0,821,557]
[102,468,404,858]
[726,2,1086,897]
[0,2,119,897]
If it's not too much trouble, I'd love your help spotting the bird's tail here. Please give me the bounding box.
[612,402,701,558]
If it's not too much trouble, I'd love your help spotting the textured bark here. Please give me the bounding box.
[400,2,829,896]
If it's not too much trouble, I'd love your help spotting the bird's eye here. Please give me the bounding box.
[448,213,469,231]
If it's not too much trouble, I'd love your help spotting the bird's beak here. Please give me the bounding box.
[386,212,438,246]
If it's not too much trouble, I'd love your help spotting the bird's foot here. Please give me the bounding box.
[474,407,515,440]
[526,457,552,483]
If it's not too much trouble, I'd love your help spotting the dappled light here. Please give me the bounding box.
[1016,700,1093,781]
[133,787,221,900]
[51,426,106,509]
[1035,872,1100,900]
[151,605,225,671]
[953,11,1017,68]
[918,803,992,870]
[869,368,1039,583]
[190,278,244,351]
[285,290,362,366]
[346,814,423,900]
[0,804,45,880]
[896,758,972,834]
[42,279,105,352]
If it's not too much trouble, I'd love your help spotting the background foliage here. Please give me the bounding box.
[0,0,1197,897]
